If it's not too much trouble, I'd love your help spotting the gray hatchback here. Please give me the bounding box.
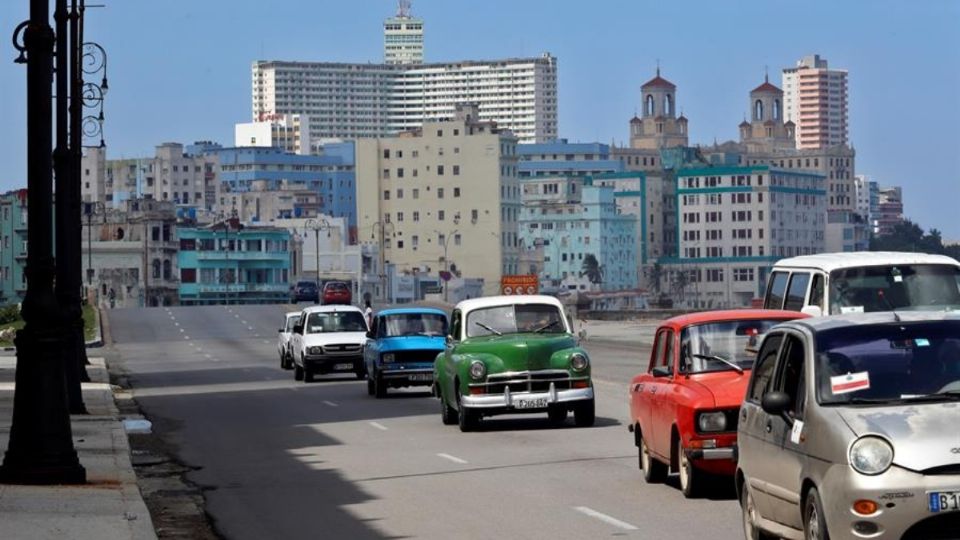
[737,312,960,540]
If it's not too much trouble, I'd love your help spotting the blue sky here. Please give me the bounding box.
[1,0,958,237]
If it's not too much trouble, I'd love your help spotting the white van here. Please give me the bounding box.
[762,251,960,316]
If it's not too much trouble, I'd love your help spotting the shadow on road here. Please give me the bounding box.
[472,415,621,432]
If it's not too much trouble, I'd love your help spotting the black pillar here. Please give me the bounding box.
[0,0,86,485]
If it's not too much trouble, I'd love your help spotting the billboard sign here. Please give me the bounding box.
[501,275,538,296]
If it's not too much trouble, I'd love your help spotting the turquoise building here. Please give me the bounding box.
[0,190,29,305]
[177,220,292,305]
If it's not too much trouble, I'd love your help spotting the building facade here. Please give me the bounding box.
[518,141,624,177]
[177,220,292,305]
[875,186,904,236]
[629,69,689,150]
[782,54,849,149]
[234,113,311,155]
[0,190,29,305]
[355,104,521,297]
[384,0,423,65]
[252,54,558,144]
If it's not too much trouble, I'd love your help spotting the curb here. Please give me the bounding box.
[85,306,104,348]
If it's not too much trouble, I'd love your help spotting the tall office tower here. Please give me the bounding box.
[384,0,424,65]
[782,54,849,149]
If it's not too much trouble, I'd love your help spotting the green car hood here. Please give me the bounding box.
[458,334,577,371]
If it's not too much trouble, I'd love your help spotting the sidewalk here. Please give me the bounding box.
[577,319,665,347]
[0,356,156,540]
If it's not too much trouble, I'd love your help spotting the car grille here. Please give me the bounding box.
[321,344,362,356]
[920,464,960,476]
[481,370,578,394]
[901,512,960,540]
[387,350,440,364]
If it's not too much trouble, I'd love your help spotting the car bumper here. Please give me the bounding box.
[379,367,434,385]
[820,463,960,539]
[461,385,594,410]
[303,355,363,371]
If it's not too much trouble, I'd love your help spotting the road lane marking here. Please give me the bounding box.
[573,507,638,531]
[248,327,254,331]
[179,328,184,333]
[174,322,179,326]
[322,400,339,407]
[436,453,468,464]
[184,336,190,340]
[204,354,212,359]
[368,422,388,431]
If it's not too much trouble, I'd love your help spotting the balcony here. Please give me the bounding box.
[193,283,290,294]
[192,251,289,261]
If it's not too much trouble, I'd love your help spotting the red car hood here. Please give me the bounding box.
[685,371,751,408]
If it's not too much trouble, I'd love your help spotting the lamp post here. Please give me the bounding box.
[372,221,395,303]
[434,229,457,303]
[304,218,330,297]
[84,201,105,286]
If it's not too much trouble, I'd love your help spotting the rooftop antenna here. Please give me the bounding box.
[397,0,412,18]
[764,65,769,83]
[656,58,661,77]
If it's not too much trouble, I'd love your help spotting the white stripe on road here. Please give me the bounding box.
[322,400,339,407]
[436,453,468,464]
[184,336,190,340]
[368,422,388,431]
[573,507,638,531]
[179,328,184,333]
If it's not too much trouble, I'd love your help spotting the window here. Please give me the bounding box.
[454,234,461,246]
[808,273,825,311]
[383,149,390,159]
[437,188,444,199]
[396,189,403,199]
[396,212,404,222]
[747,334,783,402]
[412,188,419,199]
[454,187,461,198]
[438,210,445,221]
[397,168,404,178]
[437,129,443,137]
[382,169,390,179]
[453,165,460,176]
[413,211,420,222]
[650,329,673,372]
[383,190,390,200]
[784,272,811,311]
[765,271,789,309]
[437,165,444,176]
[181,268,196,283]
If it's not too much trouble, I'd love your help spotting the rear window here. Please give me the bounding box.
[325,282,348,291]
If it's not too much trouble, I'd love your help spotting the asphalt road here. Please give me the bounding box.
[107,305,743,540]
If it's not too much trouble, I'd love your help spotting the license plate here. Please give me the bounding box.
[929,491,960,513]
[408,374,432,382]
[514,397,548,409]
[335,363,354,370]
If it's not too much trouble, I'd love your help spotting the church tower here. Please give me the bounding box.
[740,75,795,151]
[629,68,689,150]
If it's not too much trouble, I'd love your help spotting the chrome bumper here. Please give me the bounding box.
[685,447,736,460]
[380,368,433,380]
[460,384,594,409]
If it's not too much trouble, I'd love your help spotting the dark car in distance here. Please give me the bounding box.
[290,280,320,303]
[322,281,352,305]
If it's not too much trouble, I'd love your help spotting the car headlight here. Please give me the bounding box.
[382,353,395,363]
[308,346,323,355]
[697,411,727,432]
[469,360,486,380]
[849,436,894,475]
[570,353,589,372]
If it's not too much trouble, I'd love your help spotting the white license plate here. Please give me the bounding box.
[514,397,548,409]
[335,363,354,370]
[929,491,960,513]
[408,374,432,382]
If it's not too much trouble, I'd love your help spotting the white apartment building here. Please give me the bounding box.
[384,1,423,65]
[670,165,826,308]
[251,54,558,144]
[355,104,520,296]
[782,55,849,149]
[235,114,311,155]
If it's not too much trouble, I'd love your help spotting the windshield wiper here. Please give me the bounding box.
[899,391,960,403]
[534,321,560,333]
[841,397,895,405]
[474,322,502,336]
[691,353,744,374]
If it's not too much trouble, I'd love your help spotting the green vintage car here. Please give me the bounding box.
[434,295,595,432]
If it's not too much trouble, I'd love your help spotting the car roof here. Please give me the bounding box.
[455,295,564,313]
[378,307,447,317]
[285,311,301,318]
[775,310,960,334]
[772,251,960,273]
[661,309,807,329]
[300,305,362,314]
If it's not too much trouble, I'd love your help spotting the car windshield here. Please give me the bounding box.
[816,320,960,405]
[382,313,447,337]
[830,264,960,313]
[298,281,317,290]
[305,311,367,333]
[680,319,786,373]
[284,316,299,332]
[466,303,566,338]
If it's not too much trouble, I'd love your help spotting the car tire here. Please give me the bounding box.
[741,482,776,540]
[374,374,386,398]
[355,368,366,381]
[678,448,702,498]
[640,435,667,483]
[303,367,314,383]
[547,405,567,426]
[573,399,595,427]
[294,363,304,381]
[804,487,830,540]
[367,378,375,396]
[440,391,457,425]
[456,388,478,432]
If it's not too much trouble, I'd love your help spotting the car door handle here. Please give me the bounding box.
[765,421,772,433]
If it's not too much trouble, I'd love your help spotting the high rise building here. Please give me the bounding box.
[235,114,312,155]
[384,0,423,65]
[876,186,904,236]
[782,55,849,149]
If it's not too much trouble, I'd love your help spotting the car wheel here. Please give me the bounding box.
[456,388,478,432]
[355,368,366,381]
[374,374,387,398]
[640,435,667,483]
[366,378,375,396]
[742,482,776,540]
[303,367,314,383]
[440,390,457,425]
[294,362,304,381]
[804,487,830,540]
[547,405,567,426]
[573,399,595,427]
[678,448,701,498]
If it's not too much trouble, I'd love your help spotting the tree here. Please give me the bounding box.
[648,262,663,294]
[581,254,603,284]
[870,219,952,256]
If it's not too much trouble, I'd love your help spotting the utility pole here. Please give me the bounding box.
[373,220,394,303]
[305,218,330,296]
[1,0,86,485]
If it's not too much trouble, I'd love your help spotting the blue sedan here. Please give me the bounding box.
[364,308,448,398]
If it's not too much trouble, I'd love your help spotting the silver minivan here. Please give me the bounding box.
[762,252,960,317]
[737,312,960,540]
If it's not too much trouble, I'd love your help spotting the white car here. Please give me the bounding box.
[290,305,369,382]
[277,311,301,370]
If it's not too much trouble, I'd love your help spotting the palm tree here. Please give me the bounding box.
[581,254,603,285]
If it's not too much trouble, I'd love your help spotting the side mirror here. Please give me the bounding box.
[366,330,375,339]
[651,366,672,378]
[293,325,303,335]
[800,306,823,318]
[761,391,793,425]
[445,335,454,346]
[278,328,284,333]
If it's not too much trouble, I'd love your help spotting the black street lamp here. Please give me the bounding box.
[0,0,86,485]
[434,228,458,303]
[304,218,330,296]
[84,201,105,285]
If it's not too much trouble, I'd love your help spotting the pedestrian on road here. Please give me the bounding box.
[364,300,373,330]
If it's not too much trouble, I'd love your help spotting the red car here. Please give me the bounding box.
[628,309,807,498]
[321,281,352,305]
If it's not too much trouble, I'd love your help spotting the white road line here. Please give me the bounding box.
[368,422,388,431]
[436,453,468,464]
[322,400,339,407]
[179,328,184,333]
[573,507,638,531]
[174,322,179,326]
[204,354,212,359]
[184,336,190,340]
[248,327,254,331]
